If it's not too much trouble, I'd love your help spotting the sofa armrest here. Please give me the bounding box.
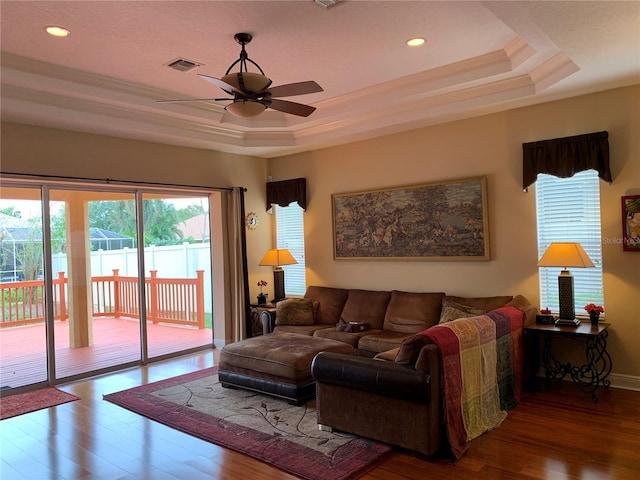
[260,309,276,335]
[311,351,431,404]
[414,343,439,374]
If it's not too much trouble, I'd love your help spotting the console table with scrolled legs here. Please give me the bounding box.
[525,322,612,402]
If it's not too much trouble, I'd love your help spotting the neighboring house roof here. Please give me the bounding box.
[89,227,132,241]
[0,213,33,242]
[89,227,135,250]
[179,214,210,242]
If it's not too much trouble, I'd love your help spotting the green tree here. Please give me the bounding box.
[0,207,22,218]
[18,220,43,281]
[88,199,185,247]
[50,206,67,253]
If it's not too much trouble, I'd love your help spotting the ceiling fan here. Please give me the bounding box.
[158,33,323,120]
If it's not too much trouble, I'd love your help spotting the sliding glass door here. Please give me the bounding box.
[142,193,213,359]
[50,189,143,380]
[0,187,47,389]
[0,181,216,389]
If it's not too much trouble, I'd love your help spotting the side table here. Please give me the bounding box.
[524,322,612,402]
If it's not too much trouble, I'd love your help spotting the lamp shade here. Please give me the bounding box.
[537,242,594,268]
[259,248,298,267]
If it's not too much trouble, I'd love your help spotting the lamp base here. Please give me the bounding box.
[555,318,582,327]
[273,267,286,302]
[558,269,576,321]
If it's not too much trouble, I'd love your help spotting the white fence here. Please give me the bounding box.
[51,243,213,312]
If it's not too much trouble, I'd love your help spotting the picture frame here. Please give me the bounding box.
[332,176,489,261]
[621,194,640,251]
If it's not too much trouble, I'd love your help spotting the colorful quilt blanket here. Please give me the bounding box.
[422,306,524,460]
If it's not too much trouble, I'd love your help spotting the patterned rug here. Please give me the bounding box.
[0,387,79,420]
[103,367,391,480]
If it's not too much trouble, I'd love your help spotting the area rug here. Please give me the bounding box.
[103,367,391,480]
[0,387,80,420]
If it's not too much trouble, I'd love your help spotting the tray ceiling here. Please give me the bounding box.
[1,1,639,158]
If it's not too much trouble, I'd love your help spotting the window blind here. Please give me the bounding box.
[275,202,306,296]
[535,170,604,313]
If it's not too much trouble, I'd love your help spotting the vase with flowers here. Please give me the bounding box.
[584,303,604,326]
[257,280,268,305]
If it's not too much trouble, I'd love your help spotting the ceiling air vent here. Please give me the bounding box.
[166,58,202,72]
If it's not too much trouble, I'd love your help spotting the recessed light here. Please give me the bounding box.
[45,26,70,37]
[406,37,425,47]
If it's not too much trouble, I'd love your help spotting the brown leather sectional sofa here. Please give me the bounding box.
[265,285,528,355]
[261,285,536,457]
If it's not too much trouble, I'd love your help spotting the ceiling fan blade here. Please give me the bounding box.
[157,98,232,103]
[265,81,323,98]
[197,74,245,95]
[268,98,317,117]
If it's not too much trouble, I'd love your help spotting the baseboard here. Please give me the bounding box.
[608,373,640,391]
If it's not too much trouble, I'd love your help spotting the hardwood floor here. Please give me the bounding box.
[1,349,639,479]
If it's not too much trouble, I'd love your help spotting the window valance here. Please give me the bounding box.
[266,178,307,211]
[522,131,611,190]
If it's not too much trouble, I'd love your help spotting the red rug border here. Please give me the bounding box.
[103,366,392,480]
[0,386,80,420]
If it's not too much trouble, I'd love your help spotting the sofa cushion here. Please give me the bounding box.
[274,325,333,336]
[382,291,445,333]
[275,298,316,326]
[304,286,349,325]
[374,348,400,361]
[438,300,485,324]
[394,334,433,365]
[313,328,377,348]
[340,289,392,329]
[357,330,415,354]
[506,295,537,325]
[220,332,355,382]
[444,295,513,312]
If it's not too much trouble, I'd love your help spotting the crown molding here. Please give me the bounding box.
[1,40,582,157]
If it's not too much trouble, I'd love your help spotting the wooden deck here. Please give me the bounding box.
[0,318,213,389]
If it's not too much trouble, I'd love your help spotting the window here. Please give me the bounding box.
[275,202,306,296]
[535,169,604,313]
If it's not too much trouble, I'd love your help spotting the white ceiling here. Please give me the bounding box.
[1,1,639,158]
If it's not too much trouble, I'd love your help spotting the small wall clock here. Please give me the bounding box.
[245,212,259,230]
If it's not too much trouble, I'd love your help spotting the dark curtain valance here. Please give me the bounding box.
[522,131,612,190]
[266,178,307,211]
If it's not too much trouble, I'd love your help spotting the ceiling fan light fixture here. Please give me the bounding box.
[159,32,321,120]
[221,72,272,93]
[226,100,267,118]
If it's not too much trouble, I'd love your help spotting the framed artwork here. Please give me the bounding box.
[332,176,489,261]
[621,195,640,251]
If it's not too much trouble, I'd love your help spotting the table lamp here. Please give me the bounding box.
[537,242,594,326]
[259,248,298,302]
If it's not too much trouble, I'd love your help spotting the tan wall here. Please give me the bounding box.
[268,85,640,379]
[2,86,638,379]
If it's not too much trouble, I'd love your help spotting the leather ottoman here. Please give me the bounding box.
[219,332,355,405]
